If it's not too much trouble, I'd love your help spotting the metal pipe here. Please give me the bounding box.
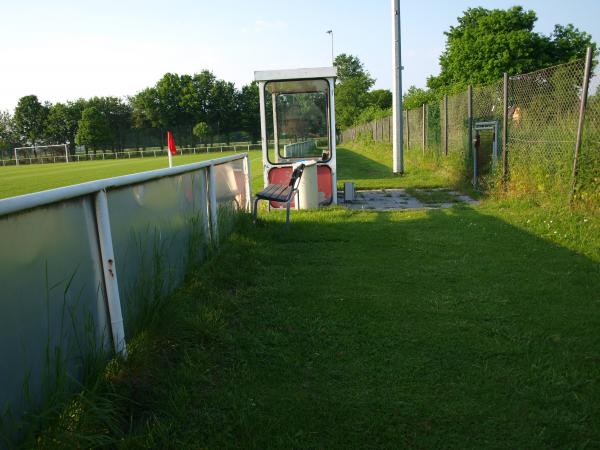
[391,0,404,173]
[444,94,448,156]
[209,164,219,245]
[272,92,279,163]
[94,190,127,357]
[468,85,475,185]
[421,103,426,154]
[328,77,338,204]
[502,72,509,185]
[570,46,593,202]
[243,153,252,212]
[405,109,410,150]
[0,153,248,217]
[258,81,269,188]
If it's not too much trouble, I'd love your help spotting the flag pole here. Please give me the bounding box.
[167,130,174,168]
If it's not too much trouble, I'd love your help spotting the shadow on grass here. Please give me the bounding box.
[183,206,600,449]
[18,206,600,449]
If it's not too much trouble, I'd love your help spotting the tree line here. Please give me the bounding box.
[0,57,393,157]
[0,72,261,157]
[402,6,595,109]
[3,5,590,155]
[334,6,595,128]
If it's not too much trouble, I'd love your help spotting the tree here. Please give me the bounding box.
[207,79,238,143]
[238,82,260,142]
[0,111,21,157]
[75,106,111,152]
[131,87,161,129]
[355,105,391,125]
[402,86,435,110]
[192,121,213,144]
[45,100,85,152]
[86,97,132,151]
[367,89,392,110]
[548,24,595,63]
[334,54,375,128]
[154,73,189,129]
[13,95,49,145]
[334,54,373,84]
[182,70,216,126]
[427,6,595,91]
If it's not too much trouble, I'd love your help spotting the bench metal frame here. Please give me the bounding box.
[253,164,305,226]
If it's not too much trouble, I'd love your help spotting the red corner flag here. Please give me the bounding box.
[167,130,177,156]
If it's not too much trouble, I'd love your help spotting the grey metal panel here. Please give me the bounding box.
[0,196,108,419]
[106,169,208,335]
[214,160,246,209]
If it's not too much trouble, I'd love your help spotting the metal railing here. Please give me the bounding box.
[0,143,262,166]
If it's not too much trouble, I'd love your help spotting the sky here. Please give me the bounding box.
[0,0,598,112]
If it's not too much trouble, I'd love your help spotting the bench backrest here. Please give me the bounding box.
[289,164,305,190]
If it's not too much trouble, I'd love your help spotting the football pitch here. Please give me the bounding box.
[0,151,264,200]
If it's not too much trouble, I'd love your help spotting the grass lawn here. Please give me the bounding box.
[0,151,265,200]
[13,143,600,448]
[1,143,445,200]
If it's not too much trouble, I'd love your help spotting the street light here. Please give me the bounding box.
[326,30,333,65]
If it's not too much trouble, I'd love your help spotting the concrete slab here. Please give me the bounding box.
[338,188,478,211]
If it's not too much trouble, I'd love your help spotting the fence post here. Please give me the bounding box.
[570,46,593,203]
[468,85,475,185]
[502,72,509,186]
[444,94,448,156]
[421,104,426,154]
[94,190,127,357]
[208,163,219,245]
[405,109,410,150]
[243,154,252,212]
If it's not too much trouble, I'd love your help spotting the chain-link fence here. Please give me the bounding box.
[577,63,600,209]
[340,54,598,209]
[507,60,584,198]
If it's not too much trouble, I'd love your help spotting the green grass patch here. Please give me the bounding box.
[9,140,600,448]
[337,140,451,190]
[20,205,600,449]
[0,151,265,200]
[406,188,459,205]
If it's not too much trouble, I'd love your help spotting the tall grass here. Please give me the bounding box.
[4,202,241,448]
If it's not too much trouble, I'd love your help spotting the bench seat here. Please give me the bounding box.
[253,164,305,226]
[256,184,293,203]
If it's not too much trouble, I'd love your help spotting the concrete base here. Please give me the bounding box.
[337,188,478,211]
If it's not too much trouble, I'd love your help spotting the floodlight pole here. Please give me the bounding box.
[391,0,404,173]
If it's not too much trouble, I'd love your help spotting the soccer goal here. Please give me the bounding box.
[14,144,69,165]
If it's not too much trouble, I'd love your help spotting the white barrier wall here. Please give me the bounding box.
[282,140,317,158]
[0,153,251,435]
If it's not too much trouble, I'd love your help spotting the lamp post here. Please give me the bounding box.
[326,30,334,65]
